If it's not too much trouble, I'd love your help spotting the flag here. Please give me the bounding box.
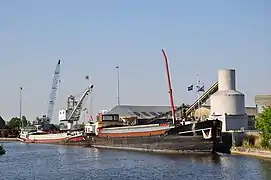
[90,116,94,121]
[187,85,193,91]
[116,66,119,69]
[196,85,205,92]
[85,75,89,80]
[20,87,23,90]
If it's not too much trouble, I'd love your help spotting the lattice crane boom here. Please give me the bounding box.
[47,60,61,122]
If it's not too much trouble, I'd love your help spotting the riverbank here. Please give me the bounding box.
[231,147,271,159]
[0,138,18,142]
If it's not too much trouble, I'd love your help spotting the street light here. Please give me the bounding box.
[19,86,23,128]
[116,66,120,105]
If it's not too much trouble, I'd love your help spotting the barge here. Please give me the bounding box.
[84,113,223,153]
[17,125,84,143]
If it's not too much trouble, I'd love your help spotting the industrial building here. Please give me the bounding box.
[255,94,271,114]
[107,104,257,130]
[108,69,258,132]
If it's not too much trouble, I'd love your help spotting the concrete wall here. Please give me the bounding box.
[214,114,248,132]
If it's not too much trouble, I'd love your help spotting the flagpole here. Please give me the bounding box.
[196,74,201,120]
[116,66,120,105]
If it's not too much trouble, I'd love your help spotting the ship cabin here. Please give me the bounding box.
[96,113,128,128]
[96,113,120,122]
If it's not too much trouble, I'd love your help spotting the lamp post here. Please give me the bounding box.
[116,66,120,105]
[20,86,23,128]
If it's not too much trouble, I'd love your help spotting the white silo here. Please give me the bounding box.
[210,69,247,132]
[211,69,245,115]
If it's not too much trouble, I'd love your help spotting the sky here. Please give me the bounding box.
[0,0,270,124]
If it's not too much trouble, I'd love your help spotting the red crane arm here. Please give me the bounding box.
[161,49,176,124]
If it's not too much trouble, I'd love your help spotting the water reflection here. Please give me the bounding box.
[259,159,271,180]
[155,153,221,165]
[84,147,100,159]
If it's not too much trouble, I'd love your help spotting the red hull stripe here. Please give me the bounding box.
[98,129,166,138]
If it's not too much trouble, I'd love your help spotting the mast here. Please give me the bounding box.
[161,49,176,124]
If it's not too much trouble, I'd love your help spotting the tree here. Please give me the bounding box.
[27,121,31,126]
[255,106,271,148]
[21,116,28,127]
[7,117,21,129]
[0,116,5,129]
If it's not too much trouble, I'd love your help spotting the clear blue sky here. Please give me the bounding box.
[0,0,270,123]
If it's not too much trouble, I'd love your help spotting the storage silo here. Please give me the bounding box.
[210,69,247,132]
[210,69,245,116]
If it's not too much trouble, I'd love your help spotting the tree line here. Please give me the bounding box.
[0,116,30,130]
[0,116,85,131]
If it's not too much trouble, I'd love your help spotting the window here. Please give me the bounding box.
[149,112,158,116]
[102,115,113,121]
[158,112,164,115]
[113,115,119,120]
[141,112,151,116]
[133,112,141,117]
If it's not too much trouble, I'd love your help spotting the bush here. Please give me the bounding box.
[242,135,256,148]
[255,106,271,148]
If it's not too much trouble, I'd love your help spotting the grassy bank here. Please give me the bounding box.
[232,134,271,158]
[231,147,271,159]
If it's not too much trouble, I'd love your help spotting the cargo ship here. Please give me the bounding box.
[84,113,222,153]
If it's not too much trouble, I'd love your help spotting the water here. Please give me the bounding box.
[0,142,271,180]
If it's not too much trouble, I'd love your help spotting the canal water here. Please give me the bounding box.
[0,142,271,180]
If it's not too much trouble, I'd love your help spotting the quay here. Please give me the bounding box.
[0,138,18,142]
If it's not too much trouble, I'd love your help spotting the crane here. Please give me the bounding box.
[45,60,61,123]
[58,84,94,130]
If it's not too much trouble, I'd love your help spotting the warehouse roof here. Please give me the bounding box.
[107,105,177,119]
[107,104,257,119]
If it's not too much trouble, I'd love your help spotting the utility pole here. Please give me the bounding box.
[20,86,23,128]
[116,66,120,105]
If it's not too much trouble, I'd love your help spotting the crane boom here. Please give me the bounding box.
[47,60,61,122]
[67,84,94,121]
[162,49,176,124]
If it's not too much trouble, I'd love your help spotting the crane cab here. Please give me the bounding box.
[59,109,67,121]
[96,113,120,122]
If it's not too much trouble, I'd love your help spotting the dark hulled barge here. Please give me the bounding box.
[84,113,223,154]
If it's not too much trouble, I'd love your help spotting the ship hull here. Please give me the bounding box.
[87,120,223,153]
[87,135,215,153]
[17,132,84,143]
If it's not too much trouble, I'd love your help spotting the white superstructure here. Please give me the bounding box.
[210,69,248,132]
